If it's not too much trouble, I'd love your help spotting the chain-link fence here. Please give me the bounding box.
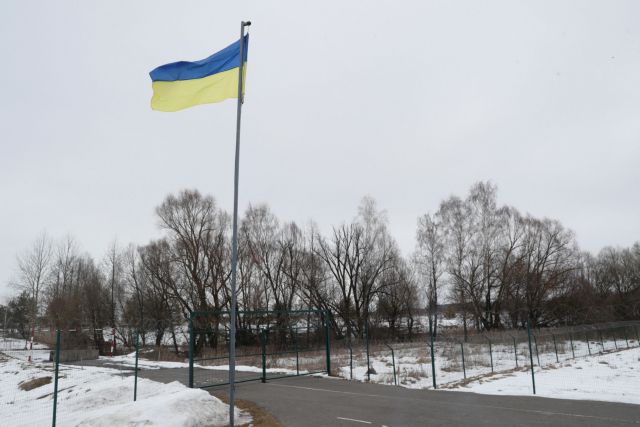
[1,326,56,426]
[329,319,640,395]
[4,317,639,425]
[188,310,331,389]
[1,326,141,427]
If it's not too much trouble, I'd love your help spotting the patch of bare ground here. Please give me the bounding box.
[19,376,52,391]
[138,346,186,363]
[439,367,529,389]
[213,393,282,427]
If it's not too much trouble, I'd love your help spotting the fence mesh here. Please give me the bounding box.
[1,328,55,426]
[0,325,142,426]
[189,310,330,389]
[2,318,639,425]
[329,319,640,396]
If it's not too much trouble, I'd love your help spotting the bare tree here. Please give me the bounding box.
[415,213,445,335]
[103,240,124,348]
[48,235,78,302]
[138,240,181,347]
[154,189,230,352]
[242,204,288,312]
[515,217,577,327]
[155,190,218,314]
[315,197,397,338]
[439,195,477,338]
[15,232,53,323]
[377,258,417,336]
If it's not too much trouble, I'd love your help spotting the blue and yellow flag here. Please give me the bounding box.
[150,35,249,112]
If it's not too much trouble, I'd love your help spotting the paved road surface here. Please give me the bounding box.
[132,366,640,426]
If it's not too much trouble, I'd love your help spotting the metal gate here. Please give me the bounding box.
[188,309,331,388]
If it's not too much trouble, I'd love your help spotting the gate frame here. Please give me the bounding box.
[188,309,332,388]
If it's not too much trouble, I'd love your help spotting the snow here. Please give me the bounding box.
[102,351,307,375]
[1,337,51,362]
[335,339,640,405]
[203,364,305,375]
[0,356,251,426]
[449,347,640,405]
[103,353,190,370]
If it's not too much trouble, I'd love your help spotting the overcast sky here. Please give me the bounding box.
[1,1,639,303]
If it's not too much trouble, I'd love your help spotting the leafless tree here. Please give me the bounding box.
[377,258,417,336]
[415,213,445,335]
[15,232,53,323]
[103,240,124,330]
[315,197,397,338]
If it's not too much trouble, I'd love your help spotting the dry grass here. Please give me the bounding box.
[400,366,429,384]
[440,360,461,372]
[438,366,529,389]
[19,376,52,391]
[213,393,282,427]
[139,346,186,362]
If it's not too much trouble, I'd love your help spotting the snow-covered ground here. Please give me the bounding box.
[0,354,250,426]
[103,351,309,376]
[334,338,640,404]
[449,347,640,404]
[336,340,540,388]
[1,337,51,362]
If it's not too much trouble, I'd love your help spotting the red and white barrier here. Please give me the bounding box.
[27,326,34,363]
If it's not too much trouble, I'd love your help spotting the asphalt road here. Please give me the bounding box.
[133,367,640,426]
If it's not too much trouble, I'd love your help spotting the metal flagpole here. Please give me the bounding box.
[229,20,250,427]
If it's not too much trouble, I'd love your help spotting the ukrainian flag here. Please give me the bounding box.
[149,35,249,112]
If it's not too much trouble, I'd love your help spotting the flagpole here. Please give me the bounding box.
[229,20,250,427]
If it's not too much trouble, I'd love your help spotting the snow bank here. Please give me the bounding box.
[449,347,640,404]
[0,357,251,426]
[105,351,305,375]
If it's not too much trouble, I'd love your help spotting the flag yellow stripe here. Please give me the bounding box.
[150,66,246,112]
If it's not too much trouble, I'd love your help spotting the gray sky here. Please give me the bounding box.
[1,1,639,303]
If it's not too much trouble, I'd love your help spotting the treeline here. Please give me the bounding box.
[3,182,639,345]
[417,182,640,335]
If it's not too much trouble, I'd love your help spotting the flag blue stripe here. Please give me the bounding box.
[150,35,249,82]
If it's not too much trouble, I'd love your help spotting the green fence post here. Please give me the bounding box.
[188,316,194,388]
[385,344,397,386]
[624,327,629,348]
[295,334,299,376]
[569,332,575,358]
[134,331,139,402]
[261,329,267,383]
[586,332,591,356]
[429,320,436,389]
[526,319,536,395]
[613,329,618,350]
[52,329,60,427]
[598,330,605,352]
[552,334,559,362]
[348,343,353,380]
[484,336,493,373]
[365,320,371,382]
[635,326,639,345]
[324,312,331,376]
[460,341,466,380]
